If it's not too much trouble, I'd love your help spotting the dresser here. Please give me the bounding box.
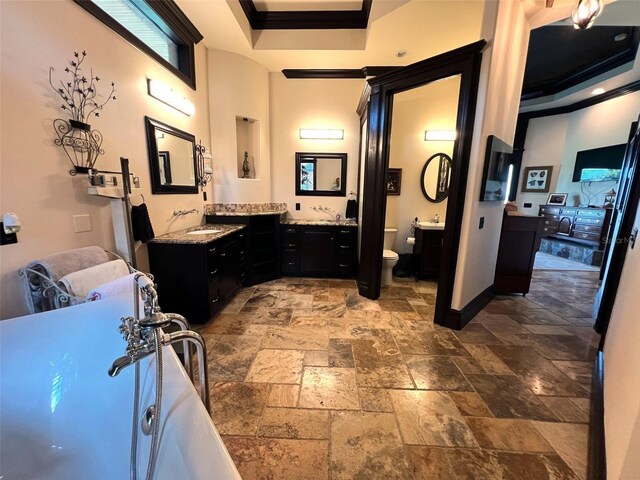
[538,205,612,250]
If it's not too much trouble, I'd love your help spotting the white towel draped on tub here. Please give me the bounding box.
[86,273,138,301]
[59,259,130,298]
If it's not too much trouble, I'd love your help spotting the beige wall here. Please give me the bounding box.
[451,0,531,309]
[269,74,362,220]
[385,77,460,254]
[603,204,640,479]
[517,91,640,212]
[208,49,271,203]
[0,0,212,319]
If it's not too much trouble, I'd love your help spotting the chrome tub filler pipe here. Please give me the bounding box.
[109,273,209,480]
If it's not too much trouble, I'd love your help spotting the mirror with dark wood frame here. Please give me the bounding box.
[421,153,452,203]
[145,116,198,194]
[295,152,347,197]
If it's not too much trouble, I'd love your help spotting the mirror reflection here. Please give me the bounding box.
[421,153,452,203]
[145,116,198,194]
[295,152,347,196]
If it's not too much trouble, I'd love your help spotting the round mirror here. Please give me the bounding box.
[421,153,452,203]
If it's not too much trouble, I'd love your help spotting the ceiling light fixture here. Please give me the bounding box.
[591,87,606,95]
[425,130,457,141]
[299,129,344,140]
[571,0,603,30]
[147,79,195,116]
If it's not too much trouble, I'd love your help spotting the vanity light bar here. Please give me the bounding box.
[425,130,456,141]
[147,79,195,117]
[299,129,344,140]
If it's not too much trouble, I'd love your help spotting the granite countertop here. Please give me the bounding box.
[281,219,358,227]
[207,210,286,217]
[149,224,245,244]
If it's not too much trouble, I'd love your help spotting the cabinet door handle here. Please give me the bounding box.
[211,297,220,304]
[287,243,296,247]
[285,229,295,233]
[240,250,245,255]
[239,234,244,238]
[340,230,351,234]
[209,269,218,276]
[340,245,350,249]
[208,247,217,254]
[339,264,349,267]
[288,262,296,266]
[219,253,226,257]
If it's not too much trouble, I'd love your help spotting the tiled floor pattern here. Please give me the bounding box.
[200,269,600,479]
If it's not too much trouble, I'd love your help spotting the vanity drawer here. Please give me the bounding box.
[559,208,578,216]
[577,209,606,218]
[281,252,299,275]
[573,224,603,235]
[574,217,604,226]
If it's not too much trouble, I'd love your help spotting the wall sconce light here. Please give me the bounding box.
[571,0,603,29]
[299,129,344,140]
[425,130,457,141]
[147,79,195,116]
[195,141,212,201]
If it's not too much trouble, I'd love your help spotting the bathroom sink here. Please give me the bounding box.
[417,222,446,230]
[187,229,222,235]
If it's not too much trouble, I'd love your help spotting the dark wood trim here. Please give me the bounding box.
[357,40,486,330]
[522,80,640,120]
[283,69,365,79]
[587,351,606,480]
[362,66,401,77]
[522,28,640,101]
[73,0,200,89]
[595,119,640,337]
[356,82,371,118]
[282,66,402,80]
[443,285,494,330]
[239,0,372,30]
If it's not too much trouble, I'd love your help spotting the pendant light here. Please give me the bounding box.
[571,0,603,30]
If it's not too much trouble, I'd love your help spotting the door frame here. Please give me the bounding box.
[594,118,640,341]
[357,40,485,328]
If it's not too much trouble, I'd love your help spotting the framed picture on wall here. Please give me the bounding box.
[387,168,402,195]
[521,166,553,193]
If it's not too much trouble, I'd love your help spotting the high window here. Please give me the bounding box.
[74,0,203,89]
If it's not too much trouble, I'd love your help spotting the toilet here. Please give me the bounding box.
[382,228,400,287]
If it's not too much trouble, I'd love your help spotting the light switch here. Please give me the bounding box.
[73,214,92,233]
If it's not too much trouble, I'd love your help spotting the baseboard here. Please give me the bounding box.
[443,285,494,330]
[588,351,606,480]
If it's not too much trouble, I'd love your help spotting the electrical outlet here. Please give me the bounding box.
[73,214,92,233]
[524,203,532,208]
[479,216,485,229]
[296,203,301,211]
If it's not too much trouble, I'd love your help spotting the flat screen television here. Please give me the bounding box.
[572,144,626,182]
[480,135,512,202]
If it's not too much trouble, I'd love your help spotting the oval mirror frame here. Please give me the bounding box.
[421,152,452,203]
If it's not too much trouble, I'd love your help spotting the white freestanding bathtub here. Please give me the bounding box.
[0,295,241,480]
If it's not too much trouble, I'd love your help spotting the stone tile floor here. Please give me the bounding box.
[199,269,600,479]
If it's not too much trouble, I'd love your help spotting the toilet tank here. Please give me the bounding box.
[383,228,397,250]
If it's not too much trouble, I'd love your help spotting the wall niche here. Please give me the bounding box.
[236,116,259,179]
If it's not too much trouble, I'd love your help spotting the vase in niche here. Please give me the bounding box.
[53,118,104,175]
[241,151,251,178]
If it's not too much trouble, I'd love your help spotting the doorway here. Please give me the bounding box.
[357,40,485,328]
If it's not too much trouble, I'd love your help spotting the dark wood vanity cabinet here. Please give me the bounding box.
[494,212,544,295]
[281,224,357,278]
[148,231,246,324]
[205,214,280,286]
[414,228,444,278]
